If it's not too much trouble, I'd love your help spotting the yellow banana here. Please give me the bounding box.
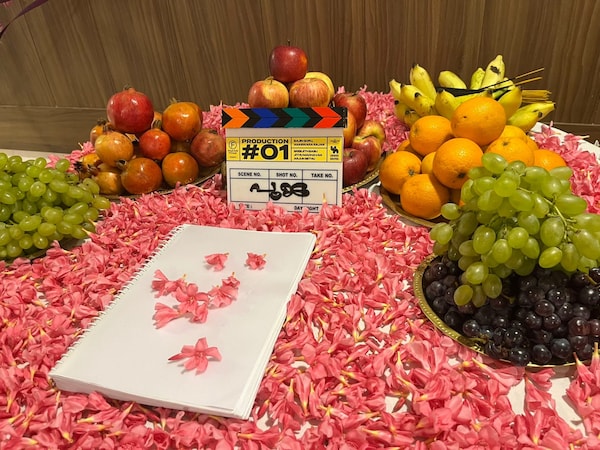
[491,78,516,98]
[491,79,517,101]
[399,84,435,117]
[403,109,421,127]
[497,86,523,119]
[409,64,437,100]
[393,100,410,121]
[481,54,505,88]
[470,68,485,89]
[389,79,402,101]
[507,102,555,132]
[434,89,461,120]
[438,70,467,90]
[498,77,514,90]
[392,98,420,126]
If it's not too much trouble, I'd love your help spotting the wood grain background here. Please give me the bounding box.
[1,0,599,153]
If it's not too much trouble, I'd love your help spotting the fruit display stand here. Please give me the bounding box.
[2,89,600,448]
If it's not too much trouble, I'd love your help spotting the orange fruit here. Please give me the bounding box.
[526,136,539,152]
[451,97,506,146]
[396,139,411,151]
[396,139,421,158]
[499,124,528,141]
[432,138,483,190]
[379,150,421,195]
[400,173,450,220]
[485,136,535,166]
[420,152,436,174]
[408,115,453,157]
[533,149,567,171]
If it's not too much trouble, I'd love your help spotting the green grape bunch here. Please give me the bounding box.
[430,152,600,307]
[0,152,111,260]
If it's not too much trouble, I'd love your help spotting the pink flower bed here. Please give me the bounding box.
[1,93,600,449]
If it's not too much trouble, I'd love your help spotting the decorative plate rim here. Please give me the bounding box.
[105,164,221,201]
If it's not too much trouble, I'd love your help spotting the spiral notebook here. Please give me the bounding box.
[49,224,316,419]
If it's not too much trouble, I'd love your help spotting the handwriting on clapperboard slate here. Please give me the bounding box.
[249,181,310,201]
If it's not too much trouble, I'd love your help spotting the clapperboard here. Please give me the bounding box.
[222,107,346,213]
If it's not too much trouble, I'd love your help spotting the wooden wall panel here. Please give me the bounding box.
[0,0,55,106]
[0,0,599,153]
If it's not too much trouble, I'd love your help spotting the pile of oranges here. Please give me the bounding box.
[379,97,567,220]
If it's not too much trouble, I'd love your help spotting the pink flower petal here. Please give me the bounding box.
[153,302,182,328]
[246,253,267,270]
[205,253,229,271]
[169,338,221,374]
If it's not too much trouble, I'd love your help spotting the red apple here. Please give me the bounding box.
[342,147,369,187]
[305,71,335,103]
[352,135,382,172]
[269,44,308,84]
[190,128,226,168]
[356,119,386,145]
[289,78,330,108]
[343,111,357,148]
[333,92,367,129]
[247,77,289,108]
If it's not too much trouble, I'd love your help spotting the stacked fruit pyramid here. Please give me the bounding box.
[381,55,561,221]
[380,95,565,221]
[78,88,226,197]
[378,58,600,366]
[246,43,387,188]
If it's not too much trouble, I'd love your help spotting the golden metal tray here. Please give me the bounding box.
[414,255,486,353]
[106,164,221,201]
[342,156,383,193]
[414,255,574,368]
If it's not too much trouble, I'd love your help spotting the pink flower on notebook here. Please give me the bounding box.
[204,253,229,271]
[222,273,240,289]
[151,270,187,297]
[207,275,240,308]
[183,301,209,324]
[151,271,240,315]
[150,270,243,374]
[246,253,267,270]
[168,338,222,374]
[207,285,236,308]
[153,303,182,328]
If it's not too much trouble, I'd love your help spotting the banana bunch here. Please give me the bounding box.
[507,101,556,132]
[389,55,555,132]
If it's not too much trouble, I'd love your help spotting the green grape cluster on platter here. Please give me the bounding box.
[430,152,599,306]
[0,153,111,261]
[424,152,600,366]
